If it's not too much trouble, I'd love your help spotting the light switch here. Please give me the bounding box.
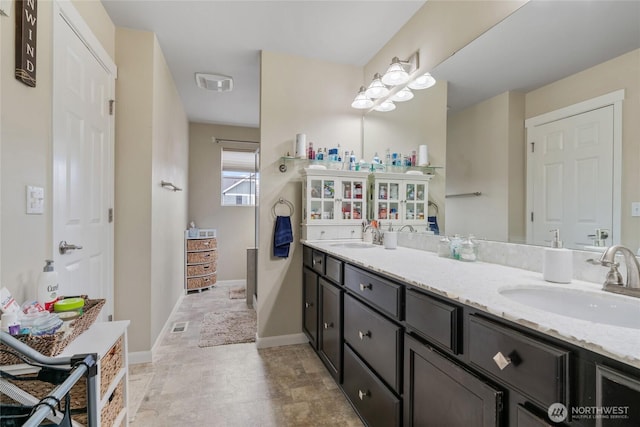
[632,202,640,217]
[26,185,44,214]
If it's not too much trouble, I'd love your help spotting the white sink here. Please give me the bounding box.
[329,242,376,249]
[499,285,640,329]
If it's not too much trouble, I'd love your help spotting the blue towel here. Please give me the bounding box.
[274,215,293,258]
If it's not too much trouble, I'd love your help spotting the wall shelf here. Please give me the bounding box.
[279,156,440,175]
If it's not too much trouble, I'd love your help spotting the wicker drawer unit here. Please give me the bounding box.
[184,228,218,293]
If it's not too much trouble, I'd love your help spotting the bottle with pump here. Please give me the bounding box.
[543,229,573,283]
[37,260,60,312]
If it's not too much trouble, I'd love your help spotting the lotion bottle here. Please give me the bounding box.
[37,260,60,312]
[543,229,573,283]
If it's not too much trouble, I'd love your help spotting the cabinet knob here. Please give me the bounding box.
[305,302,313,308]
[358,389,369,400]
[358,330,371,340]
[359,283,372,291]
[323,322,334,329]
[492,351,512,370]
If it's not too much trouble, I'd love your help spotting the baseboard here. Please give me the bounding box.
[128,350,153,365]
[217,279,246,286]
[255,332,308,349]
[128,292,185,365]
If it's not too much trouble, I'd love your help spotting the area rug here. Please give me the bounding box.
[229,286,246,299]
[198,310,256,347]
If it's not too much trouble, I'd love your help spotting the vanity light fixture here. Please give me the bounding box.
[351,86,375,109]
[374,100,396,112]
[408,72,436,90]
[365,73,390,99]
[381,57,411,86]
[391,86,414,102]
[350,50,435,112]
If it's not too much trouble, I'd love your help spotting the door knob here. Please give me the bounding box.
[59,241,83,254]
[492,351,511,370]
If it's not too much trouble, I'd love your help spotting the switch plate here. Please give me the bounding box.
[632,202,640,217]
[26,185,44,214]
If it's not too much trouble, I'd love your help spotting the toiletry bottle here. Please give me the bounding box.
[543,229,573,283]
[37,260,60,312]
[373,152,380,165]
[450,234,462,260]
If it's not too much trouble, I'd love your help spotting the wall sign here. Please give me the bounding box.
[15,0,37,87]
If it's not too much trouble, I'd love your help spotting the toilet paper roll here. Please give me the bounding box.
[418,144,428,166]
[295,133,307,159]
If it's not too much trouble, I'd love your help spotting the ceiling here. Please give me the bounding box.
[431,0,640,113]
[101,1,640,128]
[101,0,426,128]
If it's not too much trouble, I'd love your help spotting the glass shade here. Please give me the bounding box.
[374,100,396,112]
[381,57,410,86]
[365,73,389,99]
[408,72,436,90]
[391,87,414,102]
[351,87,374,109]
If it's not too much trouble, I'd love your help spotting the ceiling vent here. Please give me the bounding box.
[195,72,233,92]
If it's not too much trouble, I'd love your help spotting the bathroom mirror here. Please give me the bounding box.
[363,0,640,250]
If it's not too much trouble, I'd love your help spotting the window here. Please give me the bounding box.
[221,148,259,206]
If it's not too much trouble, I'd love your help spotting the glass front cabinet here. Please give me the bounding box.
[301,168,369,240]
[369,172,433,228]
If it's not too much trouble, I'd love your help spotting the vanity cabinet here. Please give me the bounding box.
[301,244,640,427]
[404,334,503,426]
[302,246,344,380]
[301,168,369,240]
[368,172,433,229]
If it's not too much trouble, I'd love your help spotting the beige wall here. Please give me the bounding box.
[188,123,259,281]
[259,51,363,339]
[446,91,525,242]
[1,0,114,301]
[115,28,189,353]
[526,49,640,251]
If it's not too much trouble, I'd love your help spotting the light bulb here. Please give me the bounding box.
[408,72,436,90]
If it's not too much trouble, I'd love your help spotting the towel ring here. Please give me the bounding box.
[272,198,294,217]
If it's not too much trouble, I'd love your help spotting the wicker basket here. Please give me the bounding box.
[0,298,105,365]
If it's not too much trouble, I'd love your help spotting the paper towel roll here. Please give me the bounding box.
[418,144,428,166]
[295,133,307,159]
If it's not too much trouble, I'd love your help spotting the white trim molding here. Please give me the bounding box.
[255,333,308,349]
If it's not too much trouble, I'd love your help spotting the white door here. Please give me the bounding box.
[52,4,115,320]
[529,105,614,249]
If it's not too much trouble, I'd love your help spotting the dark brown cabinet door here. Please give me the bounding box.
[404,334,503,427]
[303,267,319,349]
[319,277,342,382]
[596,364,640,427]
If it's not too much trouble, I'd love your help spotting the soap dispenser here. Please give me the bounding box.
[543,229,573,283]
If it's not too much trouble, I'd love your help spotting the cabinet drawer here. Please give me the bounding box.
[303,246,313,268]
[344,264,402,319]
[187,261,216,277]
[100,336,124,399]
[101,376,125,427]
[186,273,216,290]
[186,250,217,264]
[406,289,460,354]
[311,250,325,275]
[468,315,570,408]
[344,294,402,393]
[343,345,401,427]
[325,255,343,285]
[516,405,553,427]
[186,238,217,251]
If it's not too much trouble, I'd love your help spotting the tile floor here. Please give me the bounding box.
[128,282,363,426]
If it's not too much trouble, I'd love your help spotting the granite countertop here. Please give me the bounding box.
[303,240,640,369]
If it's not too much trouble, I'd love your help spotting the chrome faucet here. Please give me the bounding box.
[588,245,640,297]
[398,225,415,232]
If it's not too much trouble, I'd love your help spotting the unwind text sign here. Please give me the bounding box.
[15,0,37,87]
